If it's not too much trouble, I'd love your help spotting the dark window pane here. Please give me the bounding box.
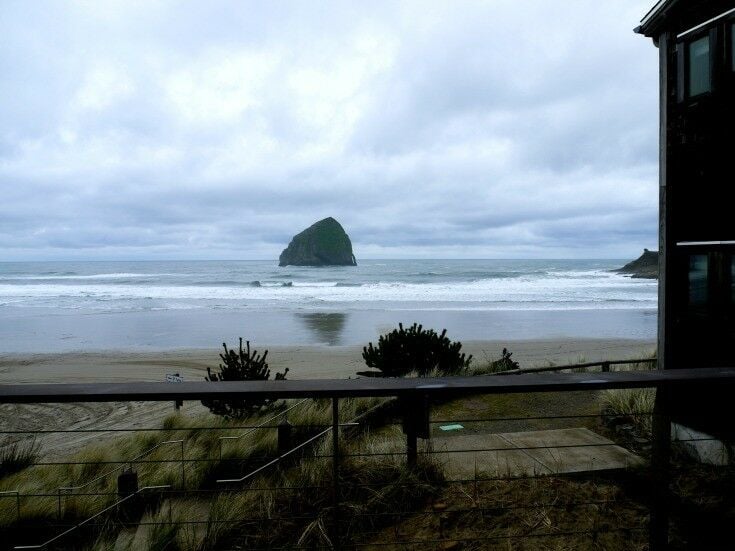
[732,24,735,71]
[689,254,708,306]
[689,36,711,96]
[731,256,735,303]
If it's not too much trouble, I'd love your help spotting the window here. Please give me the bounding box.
[689,35,711,96]
[688,254,708,306]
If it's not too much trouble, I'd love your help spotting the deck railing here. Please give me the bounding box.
[1,364,733,550]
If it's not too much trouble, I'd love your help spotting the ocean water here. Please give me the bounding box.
[0,260,657,352]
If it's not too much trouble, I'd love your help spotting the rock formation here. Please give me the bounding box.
[279,217,357,267]
[615,249,659,279]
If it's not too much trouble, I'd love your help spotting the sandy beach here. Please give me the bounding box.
[0,338,655,457]
[0,338,656,384]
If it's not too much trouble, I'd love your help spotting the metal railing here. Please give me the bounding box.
[55,438,184,520]
[0,364,733,551]
[14,485,170,550]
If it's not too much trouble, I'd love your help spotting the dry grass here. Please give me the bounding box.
[0,396,442,550]
[0,438,40,479]
[601,388,655,436]
[360,474,649,550]
[84,430,443,551]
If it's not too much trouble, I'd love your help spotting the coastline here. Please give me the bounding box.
[0,306,657,354]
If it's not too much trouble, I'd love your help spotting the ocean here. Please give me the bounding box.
[0,259,657,352]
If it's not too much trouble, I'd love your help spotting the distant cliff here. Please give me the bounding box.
[279,217,357,267]
[615,249,658,279]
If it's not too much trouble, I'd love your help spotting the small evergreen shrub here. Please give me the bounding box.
[362,323,472,377]
[202,338,288,418]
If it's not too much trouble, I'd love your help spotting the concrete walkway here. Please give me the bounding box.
[431,428,642,479]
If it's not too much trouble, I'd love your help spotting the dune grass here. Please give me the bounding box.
[0,396,444,550]
[0,438,40,479]
[601,388,656,436]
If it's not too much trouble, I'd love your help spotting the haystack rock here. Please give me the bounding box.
[279,217,357,267]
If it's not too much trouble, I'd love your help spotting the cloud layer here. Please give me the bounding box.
[0,0,659,260]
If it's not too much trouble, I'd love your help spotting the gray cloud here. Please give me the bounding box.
[0,0,659,261]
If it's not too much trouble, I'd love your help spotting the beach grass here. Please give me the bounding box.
[0,438,40,479]
[601,388,655,436]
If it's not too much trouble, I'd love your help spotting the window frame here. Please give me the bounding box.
[676,27,717,102]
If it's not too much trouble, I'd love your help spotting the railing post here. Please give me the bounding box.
[402,394,430,469]
[180,440,186,489]
[278,419,293,456]
[649,384,671,551]
[331,397,341,550]
[406,425,418,468]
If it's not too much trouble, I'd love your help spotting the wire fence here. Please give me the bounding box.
[0,360,733,550]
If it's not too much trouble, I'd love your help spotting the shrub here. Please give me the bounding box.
[202,338,288,418]
[361,323,472,377]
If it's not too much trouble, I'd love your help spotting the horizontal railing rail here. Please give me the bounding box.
[59,439,183,494]
[495,357,656,375]
[0,366,730,403]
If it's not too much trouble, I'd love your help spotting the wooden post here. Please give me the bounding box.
[649,385,671,551]
[277,420,293,456]
[402,394,430,468]
[406,424,418,468]
[602,361,610,373]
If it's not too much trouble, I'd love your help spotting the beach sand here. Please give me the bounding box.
[0,338,655,457]
[0,338,655,384]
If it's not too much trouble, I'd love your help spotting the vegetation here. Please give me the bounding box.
[279,216,357,266]
[471,347,520,375]
[362,323,473,377]
[602,387,656,436]
[0,397,439,550]
[0,438,40,479]
[202,338,288,418]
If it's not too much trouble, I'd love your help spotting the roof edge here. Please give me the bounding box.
[636,0,681,36]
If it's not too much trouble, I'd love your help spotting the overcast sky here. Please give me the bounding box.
[0,1,659,261]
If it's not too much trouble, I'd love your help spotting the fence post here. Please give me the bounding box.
[602,361,610,373]
[649,384,670,551]
[331,397,341,550]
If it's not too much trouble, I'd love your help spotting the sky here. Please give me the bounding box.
[0,0,660,261]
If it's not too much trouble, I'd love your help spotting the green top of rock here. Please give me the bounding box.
[279,217,357,267]
[614,248,658,279]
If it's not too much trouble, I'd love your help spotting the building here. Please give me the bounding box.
[636,1,735,439]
